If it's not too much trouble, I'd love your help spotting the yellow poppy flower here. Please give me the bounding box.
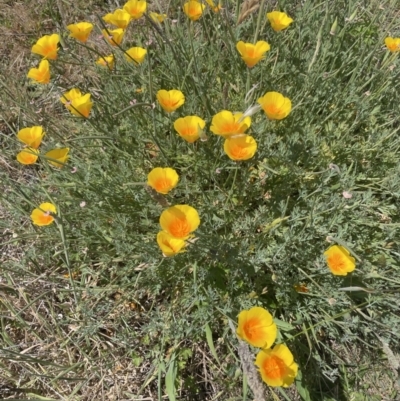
[96,55,115,70]
[157,231,186,257]
[210,110,251,138]
[125,47,147,64]
[224,135,257,161]
[44,148,70,168]
[237,306,277,348]
[60,88,93,118]
[156,89,185,113]
[257,91,292,120]
[66,22,93,43]
[17,126,45,149]
[30,202,57,226]
[174,115,206,143]
[236,41,270,68]
[183,0,205,21]
[102,28,124,46]
[147,167,179,194]
[31,34,60,60]
[385,37,400,52]
[16,148,39,165]
[267,11,293,32]
[160,205,200,239]
[123,0,147,20]
[103,9,131,29]
[150,12,167,23]
[324,245,356,276]
[27,59,50,84]
[204,0,221,13]
[255,344,299,387]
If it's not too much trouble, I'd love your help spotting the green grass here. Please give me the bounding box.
[1,0,400,399]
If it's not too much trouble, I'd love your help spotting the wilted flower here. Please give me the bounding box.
[66,22,93,42]
[125,47,147,64]
[27,60,50,84]
[204,0,221,12]
[174,115,206,143]
[150,12,167,23]
[294,283,308,293]
[385,37,400,52]
[30,202,57,226]
[123,0,147,19]
[60,88,93,118]
[267,11,293,32]
[160,205,200,239]
[210,111,251,138]
[147,167,179,194]
[255,344,298,387]
[257,91,292,120]
[103,9,131,29]
[156,89,185,113]
[31,34,60,59]
[17,126,45,149]
[236,41,270,68]
[96,55,115,70]
[183,0,205,21]
[324,245,356,276]
[157,231,186,256]
[224,135,257,161]
[237,306,277,348]
[102,28,124,46]
[16,148,39,165]
[44,148,70,168]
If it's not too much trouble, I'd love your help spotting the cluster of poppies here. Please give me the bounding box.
[15,126,69,168]
[22,0,393,389]
[237,306,298,387]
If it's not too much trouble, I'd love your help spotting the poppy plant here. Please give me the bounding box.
[30,202,57,226]
[66,22,94,42]
[160,205,200,239]
[255,344,299,387]
[385,37,400,52]
[267,11,293,32]
[174,115,206,143]
[27,60,50,84]
[257,91,292,120]
[96,55,115,70]
[103,9,131,29]
[224,135,257,161]
[123,0,147,19]
[237,306,277,348]
[324,245,356,276]
[125,47,147,64]
[44,148,70,168]
[183,0,205,21]
[150,12,167,23]
[16,148,39,165]
[31,34,60,60]
[147,167,179,194]
[60,88,93,118]
[156,89,185,113]
[17,126,45,149]
[236,41,270,68]
[210,111,251,138]
[157,231,186,257]
[102,28,124,46]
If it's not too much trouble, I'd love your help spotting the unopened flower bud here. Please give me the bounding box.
[330,17,338,35]
[347,8,357,22]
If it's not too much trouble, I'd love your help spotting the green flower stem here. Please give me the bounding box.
[253,0,266,43]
